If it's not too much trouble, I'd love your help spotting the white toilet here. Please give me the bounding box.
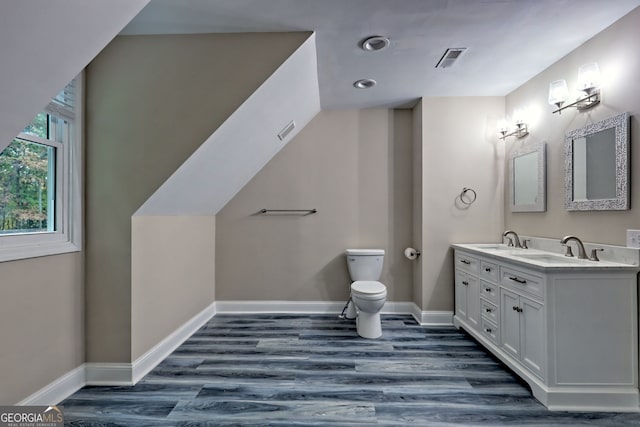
[345,249,388,339]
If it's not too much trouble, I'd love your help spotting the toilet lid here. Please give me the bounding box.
[346,249,385,256]
[351,280,386,294]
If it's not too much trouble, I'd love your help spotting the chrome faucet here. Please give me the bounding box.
[503,230,522,248]
[560,235,588,259]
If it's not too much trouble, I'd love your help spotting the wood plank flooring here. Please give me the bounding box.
[61,314,640,426]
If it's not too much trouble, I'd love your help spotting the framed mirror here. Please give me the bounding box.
[509,141,546,212]
[565,112,629,211]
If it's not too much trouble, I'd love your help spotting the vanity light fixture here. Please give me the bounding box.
[498,118,529,140]
[549,62,601,114]
[353,78,376,89]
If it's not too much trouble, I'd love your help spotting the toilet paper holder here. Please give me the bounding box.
[404,247,421,260]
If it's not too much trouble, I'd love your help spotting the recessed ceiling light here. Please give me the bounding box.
[360,36,390,52]
[353,79,377,89]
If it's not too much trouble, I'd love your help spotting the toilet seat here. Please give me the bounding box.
[351,281,387,300]
[350,280,387,339]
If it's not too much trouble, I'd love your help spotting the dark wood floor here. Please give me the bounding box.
[61,314,640,426]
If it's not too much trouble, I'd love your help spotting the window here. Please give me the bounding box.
[0,75,82,261]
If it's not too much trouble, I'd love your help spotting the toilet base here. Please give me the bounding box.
[356,311,382,339]
[345,300,357,319]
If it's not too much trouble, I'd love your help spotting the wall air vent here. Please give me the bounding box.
[277,120,296,141]
[435,48,467,69]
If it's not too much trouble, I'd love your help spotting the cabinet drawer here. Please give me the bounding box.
[480,280,498,304]
[455,252,479,274]
[500,266,544,299]
[481,299,499,324]
[481,317,499,345]
[480,260,499,282]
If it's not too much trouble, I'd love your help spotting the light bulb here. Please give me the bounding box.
[512,108,526,127]
[548,80,569,107]
[497,118,508,135]
[577,62,600,94]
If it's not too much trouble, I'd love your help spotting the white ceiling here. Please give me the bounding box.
[121,0,640,110]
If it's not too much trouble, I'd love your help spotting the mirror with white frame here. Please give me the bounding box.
[565,112,629,211]
[509,141,546,212]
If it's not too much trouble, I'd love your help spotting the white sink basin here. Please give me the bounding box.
[514,253,586,265]
[467,244,530,256]
[468,244,510,250]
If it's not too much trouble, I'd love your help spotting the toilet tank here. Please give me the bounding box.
[346,249,385,281]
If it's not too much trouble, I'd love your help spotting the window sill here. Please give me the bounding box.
[0,239,80,263]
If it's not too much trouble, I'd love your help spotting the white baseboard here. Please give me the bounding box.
[131,302,216,383]
[85,363,133,386]
[85,302,217,386]
[215,300,453,326]
[216,300,345,314]
[412,308,454,326]
[17,364,85,405]
[381,301,415,315]
[18,303,217,403]
[383,302,454,326]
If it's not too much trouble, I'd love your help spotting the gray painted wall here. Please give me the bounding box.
[0,254,83,404]
[411,101,424,308]
[505,6,640,245]
[85,32,309,363]
[216,109,414,303]
[418,97,506,311]
[132,216,215,360]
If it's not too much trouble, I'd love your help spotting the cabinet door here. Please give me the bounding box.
[466,274,480,329]
[520,297,545,379]
[500,288,521,359]
[455,270,469,319]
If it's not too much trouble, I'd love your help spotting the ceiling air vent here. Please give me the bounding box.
[277,120,296,141]
[435,48,467,69]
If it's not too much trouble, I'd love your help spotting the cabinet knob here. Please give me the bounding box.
[462,281,469,286]
[512,306,518,311]
[485,328,492,333]
[484,288,492,293]
[484,267,491,272]
[485,308,492,313]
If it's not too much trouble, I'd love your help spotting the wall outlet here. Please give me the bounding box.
[627,229,640,248]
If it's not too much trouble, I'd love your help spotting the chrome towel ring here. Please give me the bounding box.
[459,187,477,205]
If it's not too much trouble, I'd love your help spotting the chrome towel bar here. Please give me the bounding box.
[258,208,317,215]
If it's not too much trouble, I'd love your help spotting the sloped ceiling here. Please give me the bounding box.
[135,34,320,216]
[0,0,149,152]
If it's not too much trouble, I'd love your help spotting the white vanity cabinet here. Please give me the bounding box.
[454,270,480,328]
[500,287,544,379]
[479,261,500,345]
[452,245,640,412]
[454,252,480,329]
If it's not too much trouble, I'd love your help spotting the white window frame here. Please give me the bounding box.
[0,73,83,262]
